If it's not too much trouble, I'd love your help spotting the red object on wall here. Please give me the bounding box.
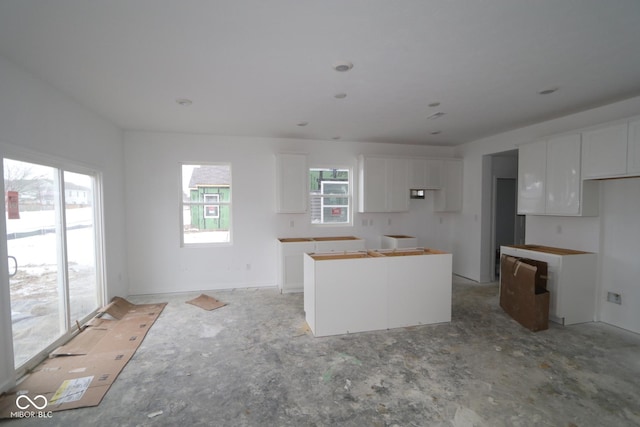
[7,191,19,219]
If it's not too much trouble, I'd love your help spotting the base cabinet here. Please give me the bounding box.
[304,249,452,337]
[386,251,452,329]
[500,245,597,325]
[381,234,418,249]
[277,237,366,293]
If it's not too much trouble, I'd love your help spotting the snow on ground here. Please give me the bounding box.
[6,208,98,368]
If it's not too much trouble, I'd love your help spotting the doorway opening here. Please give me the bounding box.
[487,150,525,281]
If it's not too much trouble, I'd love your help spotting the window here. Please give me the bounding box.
[203,194,220,219]
[309,167,351,225]
[181,163,231,245]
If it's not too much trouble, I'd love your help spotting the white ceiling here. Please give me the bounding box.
[1,1,640,146]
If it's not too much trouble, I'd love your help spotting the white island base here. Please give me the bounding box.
[303,248,452,337]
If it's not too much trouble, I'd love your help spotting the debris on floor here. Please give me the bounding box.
[185,294,227,311]
[0,297,166,418]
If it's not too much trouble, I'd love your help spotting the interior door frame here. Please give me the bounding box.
[491,177,517,281]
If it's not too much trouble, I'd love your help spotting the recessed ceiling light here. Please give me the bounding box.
[428,102,441,107]
[538,87,559,95]
[426,111,445,120]
[333,61,353,72]
[297,121,309,127]
[430,131,442,135]
[176,98,192,106]
[334,93,347,99]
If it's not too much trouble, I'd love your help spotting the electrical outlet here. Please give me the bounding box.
[387,218,391,226]
[556,225,562,234]
[368,219,373,226]
[289,220,294,228]
[246,263,251,271]
[607,292,621,305]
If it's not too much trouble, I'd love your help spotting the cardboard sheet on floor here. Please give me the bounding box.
[0,298,166,418]
[186,294,227,311]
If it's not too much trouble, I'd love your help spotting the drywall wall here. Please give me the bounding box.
[123,131,456,295]
[0,55,126,391]
[597,177,640,333]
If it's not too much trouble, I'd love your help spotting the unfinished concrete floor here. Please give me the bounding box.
[5,276,640,426]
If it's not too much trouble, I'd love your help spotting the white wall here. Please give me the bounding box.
[0,55,126,391]
[124,131,456,295]
[597,178,640,333]
[456,95,640,333]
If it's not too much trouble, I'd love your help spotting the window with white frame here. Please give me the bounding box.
[309,167,351,225]
[203,194,220,219]
[181,163,231,245]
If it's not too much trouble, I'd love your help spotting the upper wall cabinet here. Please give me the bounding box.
[517,141,547,215]
[409,158,442,189]
[546,134,583,215]
[582,123,629,179]
[275,153,307,213]
[581,118,640,179]
[433,159,463,212]
[358,155,409,212]
[518,135,599,216]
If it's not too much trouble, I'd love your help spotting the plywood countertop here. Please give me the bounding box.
[505,244,594,255]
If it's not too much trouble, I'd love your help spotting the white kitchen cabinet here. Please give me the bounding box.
[276,236,366,293]
[628,118,640,175]
[581,123,629,179]
[304,252,388,337]
[433,159,462,212]
[546,134,582,215]
[385,250,452,329]
[275,153,307,213]
[304,248,452,337]
[517,140,547,215]
[501,245,597,325]
[409,158,442,189]
[518,135,598,216]
[381,234,418,249]
[358,156,409,212]
[387,157,409,211]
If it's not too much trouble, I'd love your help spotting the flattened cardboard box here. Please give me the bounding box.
[0,298,166,418]
[500,255,550,332]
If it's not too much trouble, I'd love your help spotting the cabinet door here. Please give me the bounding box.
[628,119,640,175]
[409,159,426,188]
[409,158,441,189]
[276,154,307,213]
[546,134,581,215]
[358,156,387,212]
[434,159,462,212]
[517,141,546,214]
[582,123,628,179]
[386,157,409,211]
[425,159,442,189]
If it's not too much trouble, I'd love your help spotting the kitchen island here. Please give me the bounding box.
[303,248,452,337]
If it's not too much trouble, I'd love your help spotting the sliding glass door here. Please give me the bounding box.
[64,171,99,324]
[4,158,103,369]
